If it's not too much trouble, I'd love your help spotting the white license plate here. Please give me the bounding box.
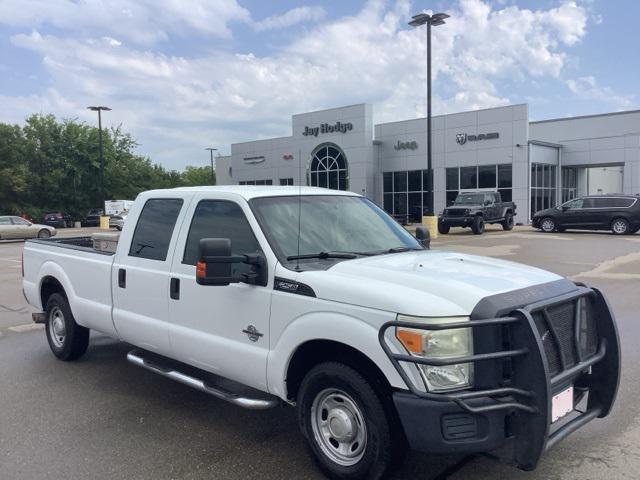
[552,386,574,423]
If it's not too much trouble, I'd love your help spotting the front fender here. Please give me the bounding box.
[267,312,407,399]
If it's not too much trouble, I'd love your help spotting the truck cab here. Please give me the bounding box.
[22,186,620,480]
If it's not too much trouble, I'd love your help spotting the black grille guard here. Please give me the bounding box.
[378,286,621,470]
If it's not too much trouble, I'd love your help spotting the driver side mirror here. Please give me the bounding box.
[415,226,430,250]
[484,199,492,206]
[561,205,569,211]
[196,238,267,286]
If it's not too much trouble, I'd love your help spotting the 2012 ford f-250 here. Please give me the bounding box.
[22,186,620,479]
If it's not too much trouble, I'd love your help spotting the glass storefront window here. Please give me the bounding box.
[478,165,496,189]
[498,164,512,188]
[460,166,477,190]
[382,169,431,222]
[446,168,458,191]
[530,163,557,218]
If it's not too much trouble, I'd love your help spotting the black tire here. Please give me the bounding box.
[501,212,514,231]
[437,221,450,235]
[611,218,630,235]
[540,217,556,233]
[297,362,403,480]
[471,216,485,234]
[44,293,90,361]
[38,229,51,239]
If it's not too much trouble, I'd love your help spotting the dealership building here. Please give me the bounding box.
[215,103,640,224]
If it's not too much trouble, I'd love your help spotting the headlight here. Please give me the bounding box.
[396,315,473,392]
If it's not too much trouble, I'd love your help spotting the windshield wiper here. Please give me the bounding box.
[361,246,423,256]
[287,251,359,261]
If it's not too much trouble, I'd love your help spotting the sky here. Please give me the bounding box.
[0,0,638,171]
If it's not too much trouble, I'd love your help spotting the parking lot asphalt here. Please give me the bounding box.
[1,227,639,479]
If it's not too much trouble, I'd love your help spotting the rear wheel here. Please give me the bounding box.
[297,362,402,480]
[45,293,90,361]
[611,218,630,235]
[540,217,556,233]
[471,216,485,234]
[437,221,450,235]
[501,212,514,231]
[38,229,51,239]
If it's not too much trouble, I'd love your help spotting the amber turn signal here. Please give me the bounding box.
[196,261,207,278]
[396,328,424,354]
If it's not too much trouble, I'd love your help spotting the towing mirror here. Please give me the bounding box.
[196,238,267,287]
[415,227,430,250]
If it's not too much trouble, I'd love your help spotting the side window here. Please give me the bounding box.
[0,217,11,225]
[582,198,596,208]
[11,217,29,225]
[564,198,583,210]
[129,199,183,261]
[182,201,261,275]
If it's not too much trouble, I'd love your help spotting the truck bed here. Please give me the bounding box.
[23,236,118,337]
[27,236,115,255]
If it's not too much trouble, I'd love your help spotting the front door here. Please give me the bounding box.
[168,195,273,392]
[559,197,587,226]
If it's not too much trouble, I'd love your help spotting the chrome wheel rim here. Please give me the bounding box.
[48,306,66,348]
[541,219,554,232]
[39,230,50,238]
[612,220,627,234]
[311,388,367,466]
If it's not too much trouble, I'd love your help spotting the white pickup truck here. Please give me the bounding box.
[23,187,620,479]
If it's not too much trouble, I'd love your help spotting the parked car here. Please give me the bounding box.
[22,187,620,479]
[83,209,103,227]
[438,191,516,234]
[0,216,56,240]
[43,212,73,228]
[108,211,128,231]
[532,194,640,235]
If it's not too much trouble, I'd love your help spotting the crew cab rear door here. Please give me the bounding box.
[112,193,190,354]
[167,192,274,392]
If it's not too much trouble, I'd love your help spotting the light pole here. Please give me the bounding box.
[205,147,217,184]
[409,11,449,221]
[87,106,111,214]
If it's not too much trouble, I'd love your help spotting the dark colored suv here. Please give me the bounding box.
[43,212,73,228]
[532,195,640,235]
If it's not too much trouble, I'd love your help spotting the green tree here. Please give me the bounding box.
[0,113,214,220]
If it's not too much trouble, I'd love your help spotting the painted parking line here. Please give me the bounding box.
[7,323,44,333]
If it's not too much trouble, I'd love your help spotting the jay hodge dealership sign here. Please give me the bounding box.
[302,121,353,137]
[456,132,499,145]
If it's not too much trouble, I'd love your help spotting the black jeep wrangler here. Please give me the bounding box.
[439,192,516,234]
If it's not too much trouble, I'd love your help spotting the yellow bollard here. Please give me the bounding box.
[99,216,110,229]
[421,215,438,239]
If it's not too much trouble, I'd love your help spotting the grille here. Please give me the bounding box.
[532,297,598,376]
[445,209,467,216]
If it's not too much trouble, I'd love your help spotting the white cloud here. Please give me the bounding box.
[1,0,623,170]
[254,6,326,32]
[565,76,634,108]
[0,0,250,44]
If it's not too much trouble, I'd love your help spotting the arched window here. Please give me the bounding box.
[309,145,348,190]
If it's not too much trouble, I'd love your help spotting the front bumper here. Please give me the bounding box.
[439,215,474,227]
[380,285,620,470]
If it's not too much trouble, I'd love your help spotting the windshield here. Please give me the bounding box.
[453,193,485,205]
[251,195,421,264]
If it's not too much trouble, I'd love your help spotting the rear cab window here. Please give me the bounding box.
[129,199,184,261]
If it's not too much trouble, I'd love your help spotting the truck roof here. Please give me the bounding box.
[157,186,360,200]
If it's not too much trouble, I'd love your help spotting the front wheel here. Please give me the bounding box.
[45,293,90,361]
[38,229,51,239]
[540,217,556,233]
[611,218,630,235]
[471,216,485,234]
[437,221,450,234]
[297,362,403,480]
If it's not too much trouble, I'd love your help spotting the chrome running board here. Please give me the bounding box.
[127,349,279,410]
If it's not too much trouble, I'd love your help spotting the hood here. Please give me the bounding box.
[533,207,558,217]
[298,250,562,316]
[445,205,481,211]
